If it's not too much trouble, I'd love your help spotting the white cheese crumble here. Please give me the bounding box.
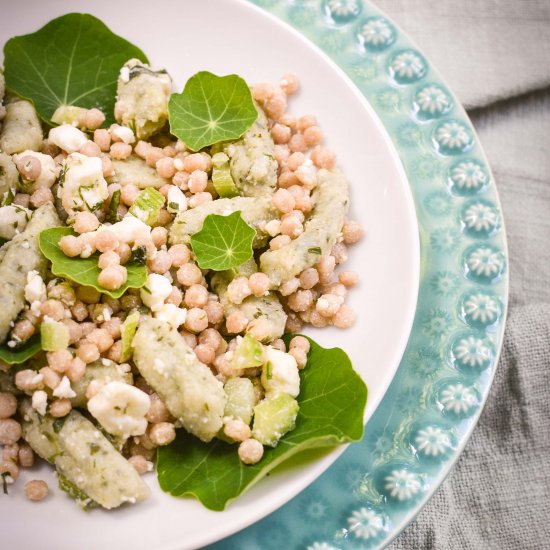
[25,270,47,304]
[60,153,109,217]
[48,123,88,153]
[13,150,57,189]
[31,390,48,416]
[260,347,300,398]
[87,381,150,438]
[111,124,136,144]
[264,219,281,237]
[53,376,77,399]
[154,303,187,328]
[166,186,188,213]
[140,273,172,312]
[98,214,151,244]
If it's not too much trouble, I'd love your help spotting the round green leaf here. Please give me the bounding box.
[157,336,368,510]
[39,227,147,299]
[168,71,258,151]
[3,13,148,125]
[190,211,255,271]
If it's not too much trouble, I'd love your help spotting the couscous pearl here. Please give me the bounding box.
[331,242,348,264]
[198,328,223,352]
[166,286,183,307]
[41,299,65,321]
[279,73,299,95]
[168,244,190,267]
[177,263,202,286]
[252,82,276,102]
[246,318,270,342]
[24,480,49,502]
[238,438,264,465]
[311,146,336,169]
[184,284,209,308]
[316,255,336,284]
[109,142,132,160]
[47,349,72,373]
[184,308,209,333]
[146,394,171,424]
[30,187,54,208]
[332,305,356,328]
[145,147,164,167]
[86,328,114,353]
[183,153,209,173]
[59,235,83,257]
[151,226,168,248]
[0,419,21,445]
[120,184,139,207]
[289,347,308,369]
[179,330,197,349]
[133,140,151,159]
[188,191,212,209]
[101,156,114,177]
[77,342,100,364]
[226,312,248,334]
[18,444,34,468]
[224,418,251,442]
[272,188,295,213]
[277,170,299,188]
[98,250,120,270]
[194,344,215,365]
[270,234,291,251]
[287,290,314,312]
[248,273,270,297]
[49,398,72,418]
[0,392,17,419]
[156,157,176,179]
[288,133,307,153]
[342,221,364,244]
[79,140,102,157]
[95,230,119,252]
[39,367,61,390]
[67,357,86,383]
[303,126,323,147]
[148,250,172,274]
[128,455,149,476]
[265,93,287,121]
[203,300,224,325]
[188,170,208,193]
[98,265,127,290]
[271,123,291,144]
[299,268,319,290]
[316,294,343,318]
[148,422,176,447]
[93,129,111,152]
[286,152,306,172]
[227,277,252,305]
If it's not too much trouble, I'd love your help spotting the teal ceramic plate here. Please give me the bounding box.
[208,1,508,548]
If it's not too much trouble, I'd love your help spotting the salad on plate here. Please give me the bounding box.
[0,13,367,511]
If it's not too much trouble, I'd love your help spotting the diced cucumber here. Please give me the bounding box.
[232,334,264,370]
[212,154,239,198]
[120,310,140,362]
[129,187,165,225]
[224,377,256,425]
[40,319,69,352]
[252,393,299,447]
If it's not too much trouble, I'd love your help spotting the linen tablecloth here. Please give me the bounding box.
[373,1,550,548]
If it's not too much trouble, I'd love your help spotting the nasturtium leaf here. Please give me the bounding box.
[0,334,41,365]
[190,211,255,271]
[168,71,258,151]
[157,336,368,510]
[3,13,148,125]
[39,227,147,299]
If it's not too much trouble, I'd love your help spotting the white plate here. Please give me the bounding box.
[0,1,419,548]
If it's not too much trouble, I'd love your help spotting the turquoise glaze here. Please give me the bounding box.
[210,1,508,548]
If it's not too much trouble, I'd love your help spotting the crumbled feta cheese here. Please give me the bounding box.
[0,205,30,240]
[166,186,187,213]
[154,303,187,328]
[31,390,48,416]
[111,124,136,144]
[260,347,300,398]
[13,150,57,190]
[140,273,172,312]
[87,381,150,438]
[25,270,47,304]
[100,214,151,244]
[48,123,88,153]
[265,219,281,237]
[61,153,109,217]
[119,66,130,82]
[53,376,77,399]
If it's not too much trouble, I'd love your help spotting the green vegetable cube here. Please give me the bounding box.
[129,188,165,226]
[252,393,299,447]
[232,334,264,370]
[41,319,70,352]
[224,377,256,425]
[120,310,140,362]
